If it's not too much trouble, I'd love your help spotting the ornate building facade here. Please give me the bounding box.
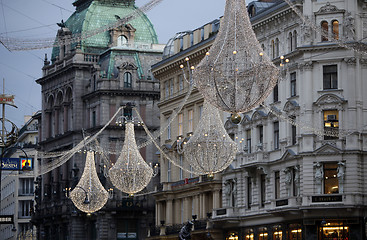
[33,0,164,239]
[151,0,367,239]
[215,0,367,240]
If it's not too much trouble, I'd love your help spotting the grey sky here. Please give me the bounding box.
[0,0,246,127]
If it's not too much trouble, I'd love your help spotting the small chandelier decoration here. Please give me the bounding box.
[109,121,153,195]
[69,151,109,213]
[183,101,238,176]
[193,0,279,115]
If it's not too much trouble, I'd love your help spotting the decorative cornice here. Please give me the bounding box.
[315,2,345,15]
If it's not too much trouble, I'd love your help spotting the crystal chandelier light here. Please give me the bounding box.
[70,151,108,213]
[193,0,279,114]
[183,101,238,176]
[109,121,153,195]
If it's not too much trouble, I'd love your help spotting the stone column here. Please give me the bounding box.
[166,199,173,225]
[213,190,220,209]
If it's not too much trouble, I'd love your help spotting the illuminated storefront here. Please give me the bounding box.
[318,222,349,240]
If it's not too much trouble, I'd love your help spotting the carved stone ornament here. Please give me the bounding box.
[316,2,345,15]
[314,94,346,111]
[118,62,138,71]
[344,57,357,65]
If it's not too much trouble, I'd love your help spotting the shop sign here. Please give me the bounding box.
[0,215,13,224]
[312,195,342,202]
[1,158,20,170]
[0,94,16,107]
[276,199,289,207]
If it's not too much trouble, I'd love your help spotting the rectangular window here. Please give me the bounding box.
[178,113,183,136]
[246,129,251,153]
[261,174,266,207]
[19,178,34,196]
[179,155,183,180]
[323,65,338,89]
[188,110,194,133]
[273,84,279,102]
[178,75,184,92]
[199,105,203,118]
[275,171,280,199]
[170,79,174,96]
[19,200,33,217]
[323,110,339,140]
[258,125,263,145]
[92,110,96,127]
[291,116,297,145]
[324,163,339,194]
[247,177,252,208]
[274,122,279,150]
[165,81,169,99]
[290,72,296,97]
[166,117,171,140]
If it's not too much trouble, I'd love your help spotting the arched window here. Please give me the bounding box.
[293,30,298,49]
[288,32,293,52]
[124,72,132,88]
[271,40,275,59]
[117,35,128,46]
[275,38,280,57]
[321,21,329,41]
[332,20,339,40]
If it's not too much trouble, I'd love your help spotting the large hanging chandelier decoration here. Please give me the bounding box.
[109,120,153,196]
[183,101,238,176]
[193,0,279,115]
[69,151,109,214]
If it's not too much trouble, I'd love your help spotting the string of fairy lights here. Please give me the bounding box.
[11,0,366,213]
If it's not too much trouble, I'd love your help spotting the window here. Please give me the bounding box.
[273,84,278,102]
[274,122,279,150]
[323,65,338,89]
[170,79,174,96]
[201,28,205,40]
[319,221,349,240]
[123,107,132,120]
[273,225,282,240]
[199,105,203,118]
[275,38,279,57]
[323,110,339,140]
[247,177,252,208]
[179,155,183,180]
[178,74,184,92]
[165,81,169,99]
[19,200,33,217]
[332,20,339,40]
[117,35,128,46]
[290,72,296,97]
[244,229,254,240]
[321,21,329,41]
[166,117,171,140]
[275,171,280,199]
[293,30,297,49]
[258,125,263,145]
[180,38,183,51]
[93,75,97,91]
[167,160,171,182]
[188,110,193,133]
[258,227,268,240]
[178,113,183,136]
[324,163,339,194]
[291,116,297,145]
[260,174,266,207]
[289,224,302,240]
[92,110,96,127]
[124,72,132,88]
[19,178,34,196]
[190,33,194,46]
[288,32,293,52]
[271,40,275,59]
[246,129,251,153]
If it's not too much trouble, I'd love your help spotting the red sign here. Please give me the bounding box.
[0,94,16,107]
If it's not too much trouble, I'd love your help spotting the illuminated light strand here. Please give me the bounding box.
[183,101,238,175]
[109,121,153,195]
[193,0,279,114]
[69,151,109,213]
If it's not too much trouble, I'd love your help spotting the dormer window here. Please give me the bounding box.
[124,72,132,88]
[117,35,128,46]
[321,21,329,41]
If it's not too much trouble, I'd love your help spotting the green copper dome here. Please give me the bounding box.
[52,0,158,60]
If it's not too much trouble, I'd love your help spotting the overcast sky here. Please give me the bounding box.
[0,0,248,127]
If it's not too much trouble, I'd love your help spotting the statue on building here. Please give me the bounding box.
[294,165,301,196]
[344,12,356,41]
[224,179,237,207]
[337,161,345,193]
[301,16,313,44]
[179,221,193,240]
[314,162,324,194]
[284,168,292,196]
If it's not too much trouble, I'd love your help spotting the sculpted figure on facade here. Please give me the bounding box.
[344,12,356,41]
[294,165,301,196]
[284,168,292,196]
[301,16,313,44]
[224,179,237,207]
[337,161,345,193]
[314,162,324,194]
